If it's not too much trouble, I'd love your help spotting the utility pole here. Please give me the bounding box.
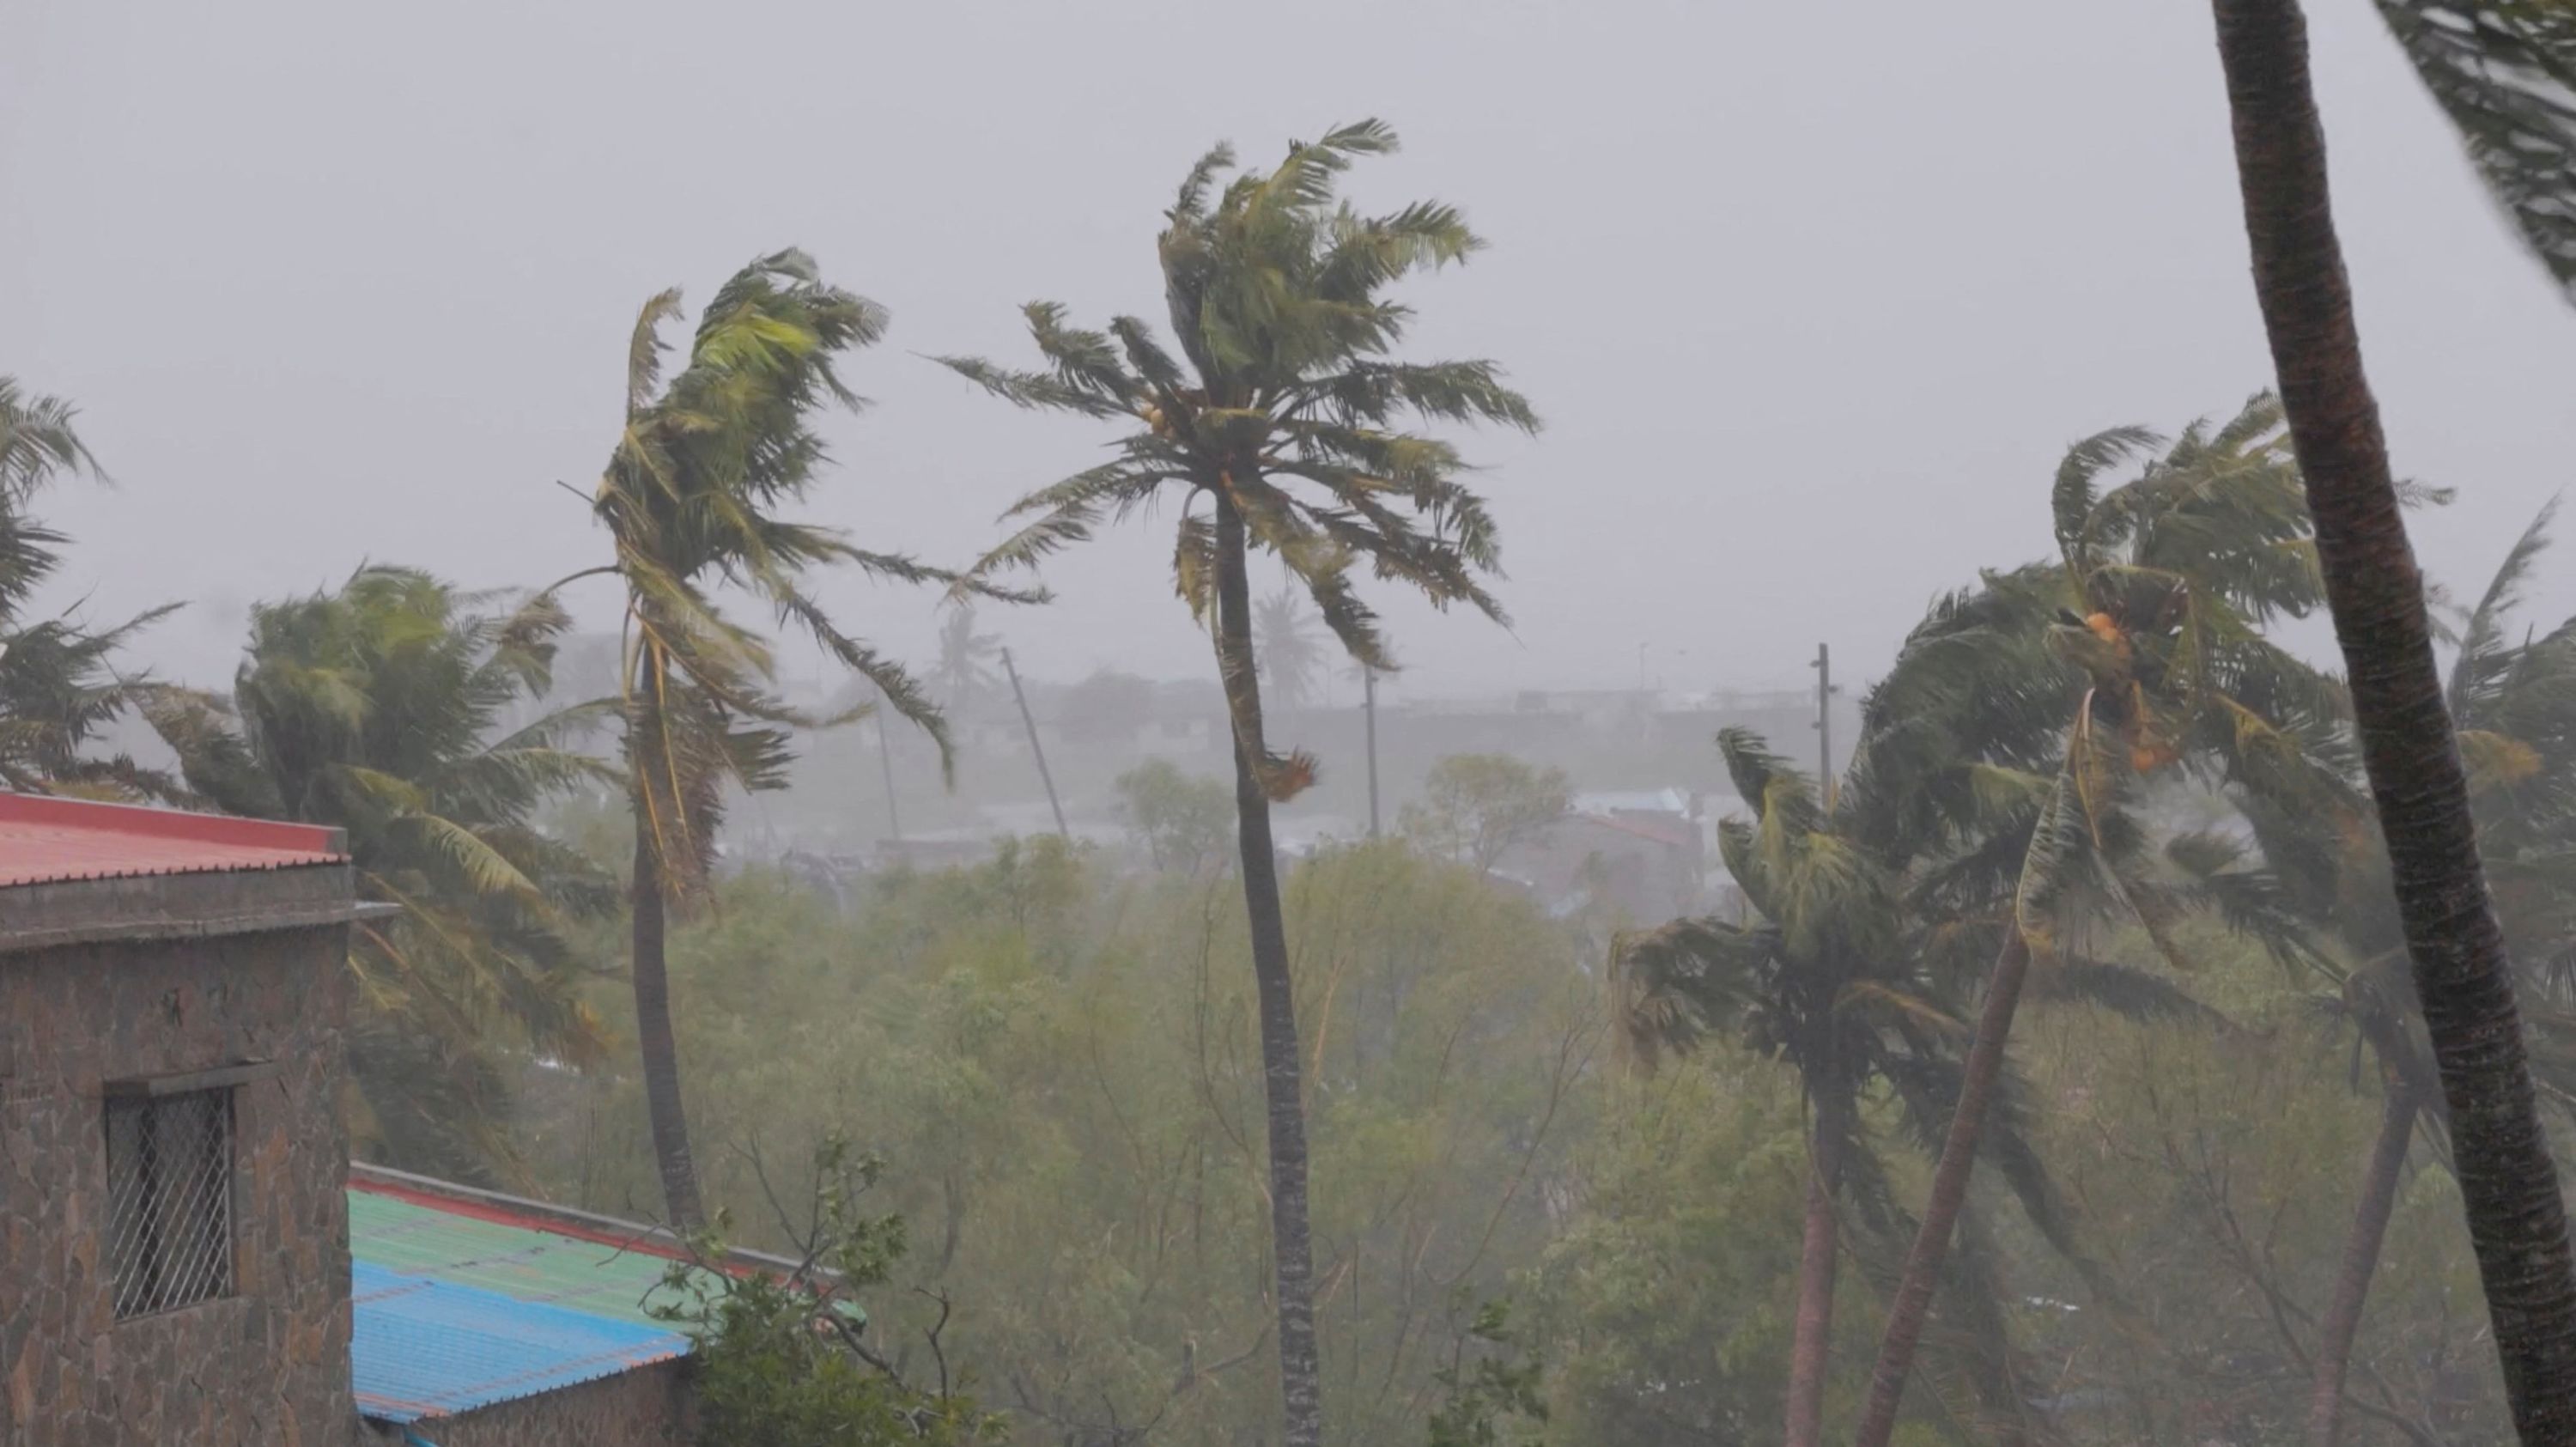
[1810,641,1838,808]
[872,703,903,847]
[1000,648,1070,841]
[1363,664,1382,838]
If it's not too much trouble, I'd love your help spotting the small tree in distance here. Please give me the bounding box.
[1116,758,1236,875]
[1402,753,1571,876]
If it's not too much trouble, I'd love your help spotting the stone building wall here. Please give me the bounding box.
[0,915,353,1447]
[378,1359,694,1447]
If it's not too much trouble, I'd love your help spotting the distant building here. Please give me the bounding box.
[1496,789,1714,927]
[0,793,742,1447]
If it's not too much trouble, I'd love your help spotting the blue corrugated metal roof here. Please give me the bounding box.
[350,1260,688,1423]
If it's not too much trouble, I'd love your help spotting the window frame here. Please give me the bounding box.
[100,1066,270,1322]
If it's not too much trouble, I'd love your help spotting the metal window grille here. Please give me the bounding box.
[104,1089,234,1319]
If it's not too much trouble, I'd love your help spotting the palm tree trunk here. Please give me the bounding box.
[1786,1091,1847,1447]
[1854,931,2032,1447]
[2211,1,2576,1438]
[1211,490,1324,1447]
[2309,1080,2420,1447]
[631,822,704,1231]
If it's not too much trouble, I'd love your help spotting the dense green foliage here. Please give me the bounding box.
[520,840,1599,1445]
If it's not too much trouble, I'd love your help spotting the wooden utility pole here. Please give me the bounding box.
[1811,642,1838,807]
[1000,648,1070,841]
[1363,665,1382,838]
[873,707,903,846]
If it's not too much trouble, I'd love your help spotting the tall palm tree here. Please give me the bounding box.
[574,250,1008,1229]
[0,379,175,799]
[1256,581,1326,713]
[2208,3,2576,1438]
[1856,399,2364,1445]
[143,566,615,1178]
[936,121,1537,1447]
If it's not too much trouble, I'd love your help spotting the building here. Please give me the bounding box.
[1496,788,1714,927]
[0,793,721,1446]
[348,1166,702,1445]
[0,794,364,1444]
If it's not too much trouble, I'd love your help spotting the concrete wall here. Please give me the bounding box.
[392,1359,694,1447]
[0,918,352,1447]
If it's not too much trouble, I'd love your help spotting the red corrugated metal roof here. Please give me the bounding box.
[0,793,345,886]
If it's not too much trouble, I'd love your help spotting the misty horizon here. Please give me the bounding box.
[9,0,2573,705]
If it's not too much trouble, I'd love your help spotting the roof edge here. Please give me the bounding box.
[0,792,345,854]
[350,1163,809,1278]
[0,866,389,954]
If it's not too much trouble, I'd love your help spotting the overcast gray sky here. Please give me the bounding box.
[6,0,2573,702]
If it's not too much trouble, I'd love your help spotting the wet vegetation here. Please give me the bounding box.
[12,2,2576,1440]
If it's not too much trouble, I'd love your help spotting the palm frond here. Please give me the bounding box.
[2377,0,2576,301]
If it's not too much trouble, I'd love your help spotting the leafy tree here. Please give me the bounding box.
[1401,753,1571,875]
[937,119,1537,1447]
[143,565,614,1178]
[1424,1304,1546,1447]
[0,378,173,797]
[1856,398,2360,1444]
[574,250,1015,1229]
[2208,2,2576,1437]
[1257,582,1326,712]
[1115,757,1234,874]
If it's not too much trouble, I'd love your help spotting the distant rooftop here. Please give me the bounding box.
[0,793,344,887]
[1572,787,1694,817]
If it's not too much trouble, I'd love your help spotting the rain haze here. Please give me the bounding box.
[7,0,2572,693]
[10,3,2576,1445]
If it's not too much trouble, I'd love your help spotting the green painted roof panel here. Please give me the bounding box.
[346,1185,678,1328]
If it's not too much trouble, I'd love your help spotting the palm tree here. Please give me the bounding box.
[0,379,176,799]
[936,121,1538,1447]
[1256,581,1325,712]
[574,250,1008,1230]
[1625,729,2194,1445]
[143,566,615,1178]
[2212,502,2576,1445]
[2208,3,2576,1438]
[1856,398,2365,1445]
[0,377,104,497]
[1618,730,1978,1447]
[2372,0,2576,304]
[930,604,1003,711]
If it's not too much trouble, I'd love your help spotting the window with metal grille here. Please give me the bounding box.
[104,1089,234,1319]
